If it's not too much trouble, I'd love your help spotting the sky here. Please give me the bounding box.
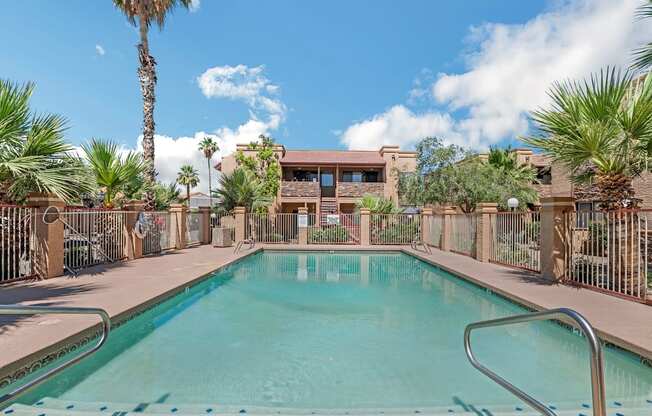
[2,0,651,192]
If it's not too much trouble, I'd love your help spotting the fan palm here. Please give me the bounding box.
[0,80,92,203]
[486,147,537,184]
[198,136,219,208]
[82,139,146,208]
[212,168,272,213]
[112,0,192,211]
[177,164,199,204]
[632,1,652,71]
[523,68,652,210]
[355,194,401,214]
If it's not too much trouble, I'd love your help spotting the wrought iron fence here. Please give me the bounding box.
[370,214,420,245]
[489,211,541,272]
[247,213,298,243]
[565,210,650,301]
[61,210,127,271]
[211,214,235,244]
[0,206,34,282]
[186,212,202,246]
[308,213,360,244]
[427,214,443,247]
[142,211,174,255]
[451,214,476,256]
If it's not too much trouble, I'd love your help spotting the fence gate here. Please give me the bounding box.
[0,206,34,282]
[142,211,174,255]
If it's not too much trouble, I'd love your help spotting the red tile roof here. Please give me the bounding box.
[280,150,386,166]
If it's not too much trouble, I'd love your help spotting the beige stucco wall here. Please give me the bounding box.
[380,146,417,205]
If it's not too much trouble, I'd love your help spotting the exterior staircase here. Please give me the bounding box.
[320,197,337,215]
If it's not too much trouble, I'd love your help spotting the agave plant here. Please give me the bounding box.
[212,167,272,213]
[0,80,92,203]
[81,139,146,208]
[523,68,652,210]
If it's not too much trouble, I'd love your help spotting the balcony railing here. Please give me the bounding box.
[337,182,384,198]
[281,181,321,198]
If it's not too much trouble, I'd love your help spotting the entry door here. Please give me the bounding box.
[320,171,335,197]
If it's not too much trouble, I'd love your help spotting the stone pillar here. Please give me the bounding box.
[360,208,371,246]
[297,207,308,245]
[198,206,212,245]
[169,204,187,250]
[26,193,65,278]
[123,200,145,260]
[475,203,498,262]
[421,208,433,245]
[540,196,574,281]
[234,206,246,242]
[440,206,456,251]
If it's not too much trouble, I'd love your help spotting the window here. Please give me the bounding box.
[321,172,334,187]
[536,166,552,185]
[575,202,596,228]
[292,170,318,182]
[342,170,379,183]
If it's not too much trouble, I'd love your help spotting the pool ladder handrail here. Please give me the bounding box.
[464,307,606,416]
[0,305,111,407]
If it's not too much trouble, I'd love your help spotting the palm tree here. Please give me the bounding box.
[0,80,92,203]
[198,136,219,208]
[212,167,272,213]
[153,181,181,210]
[112,0,193,211]
[81,139,146,208]
[177,164,199,204]
[523,68,652,210]
[355,194,401,214]
[486,147,537,184]
[632,1,652,71]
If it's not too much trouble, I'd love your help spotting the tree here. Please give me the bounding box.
[81,139,146,208]
[632,1,652,71]
[487,146,537,184]
[0,80,92,204]
[235,135,281,199]
[113,0,192,211]
[153,182,181,210]
[355,195,401,214]
[415,136,467,173]
[212,167,272,213]
[177,164,199,204]
[523,68,652,210]
[198,136,219,208]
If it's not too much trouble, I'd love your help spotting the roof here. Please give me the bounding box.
[280,150,386,166]
[529,154,552,167]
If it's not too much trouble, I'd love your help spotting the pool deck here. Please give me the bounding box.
[2,243,652,384]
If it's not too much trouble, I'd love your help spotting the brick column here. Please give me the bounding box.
[198,206,212,245]
[297,207,308,245]
[123,200,145,260]
[475,202,498,262]
[234,206,246,242]
[169,203,187,250]
[421,208,433,245]
[26,193,65,278]
[360,208,371,246]
[440,206,456,251]
[540,196,574,282]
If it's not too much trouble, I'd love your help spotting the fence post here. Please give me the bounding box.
[26,193,65,278]
[475,203,498,262]
[198,206,212,245]
[440,206,456,251]
[234,206,246,242]
[540,196,574,281]
[360,208,371,246]
[123,200,145,260]
[169,203,187,250]
[421,208,433,245]
[297,207,308,245]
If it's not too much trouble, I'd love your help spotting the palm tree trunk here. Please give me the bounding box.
[207,157,212,209]
[138,15,157,211]
[186,184,190,205]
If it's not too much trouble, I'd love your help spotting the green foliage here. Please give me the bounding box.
[632,1,652,71]
[416,137,467,173]
[355,194,401,214]
[487,146,537,183]
[308,225,348,243]
[372,219,419,244]
[177,164,199,203]
[113,0,193,29]
[212,167,272,213]
[235,135,281,199]
[0,79,93,204]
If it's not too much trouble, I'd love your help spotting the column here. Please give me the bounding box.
[198,206,212,245]
[297,206,308,245]
[540,196,574,281]
[421,207,433,245]
[169,203,188,250]
[475,202,498,262]
[234,206,246,242]
[26,193,65,278]
[123,200,145,260]
[360,208,371,246]
[440,206,457,252]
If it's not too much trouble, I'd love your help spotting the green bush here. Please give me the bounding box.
[373,221,419,243]
[309,225,348,243]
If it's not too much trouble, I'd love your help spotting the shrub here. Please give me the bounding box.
[309,225,348,243]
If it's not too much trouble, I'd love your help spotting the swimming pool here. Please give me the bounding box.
[4,251,652,415]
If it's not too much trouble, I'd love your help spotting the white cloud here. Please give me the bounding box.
[95,44,105,56]
[189,0,200,12]
[341,0,652,150]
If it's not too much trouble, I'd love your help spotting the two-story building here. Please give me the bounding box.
[217,144,417,215]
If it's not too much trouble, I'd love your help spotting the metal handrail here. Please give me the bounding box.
[464,308,606,416]
[0,305,111,407]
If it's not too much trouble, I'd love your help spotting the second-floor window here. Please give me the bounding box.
[342,171,379,183]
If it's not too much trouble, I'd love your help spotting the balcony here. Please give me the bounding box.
[338,182,384,198]
[281,181,320,198]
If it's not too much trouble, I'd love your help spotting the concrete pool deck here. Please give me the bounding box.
[1,243,652,385]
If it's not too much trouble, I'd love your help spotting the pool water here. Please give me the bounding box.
[7,252,652,410]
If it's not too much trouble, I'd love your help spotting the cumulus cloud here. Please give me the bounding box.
[341,0,652,150]
[189,0,200,12]
[95,44,105,56]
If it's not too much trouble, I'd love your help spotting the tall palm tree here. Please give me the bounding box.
[212,168,272,213]
[0,79,92,203]
[198,136,219,208]
[523,68,652,210]
[82,139,146,208]
[632,1,652,71]
[177,164,199,204]
[112,0,193,211]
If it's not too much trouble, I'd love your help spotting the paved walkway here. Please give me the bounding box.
[2,243,652,384]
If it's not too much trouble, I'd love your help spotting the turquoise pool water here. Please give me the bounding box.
[8,251,652,410]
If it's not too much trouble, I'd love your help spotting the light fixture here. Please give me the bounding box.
[507,197,519,211]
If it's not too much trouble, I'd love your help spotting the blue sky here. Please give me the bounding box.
[2,0,650,189]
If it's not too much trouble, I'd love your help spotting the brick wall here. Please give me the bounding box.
[280,181,320,197]
[338,182,384,198]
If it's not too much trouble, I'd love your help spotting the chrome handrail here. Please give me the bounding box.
[0,305,111,407]
[464,308,606,416]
